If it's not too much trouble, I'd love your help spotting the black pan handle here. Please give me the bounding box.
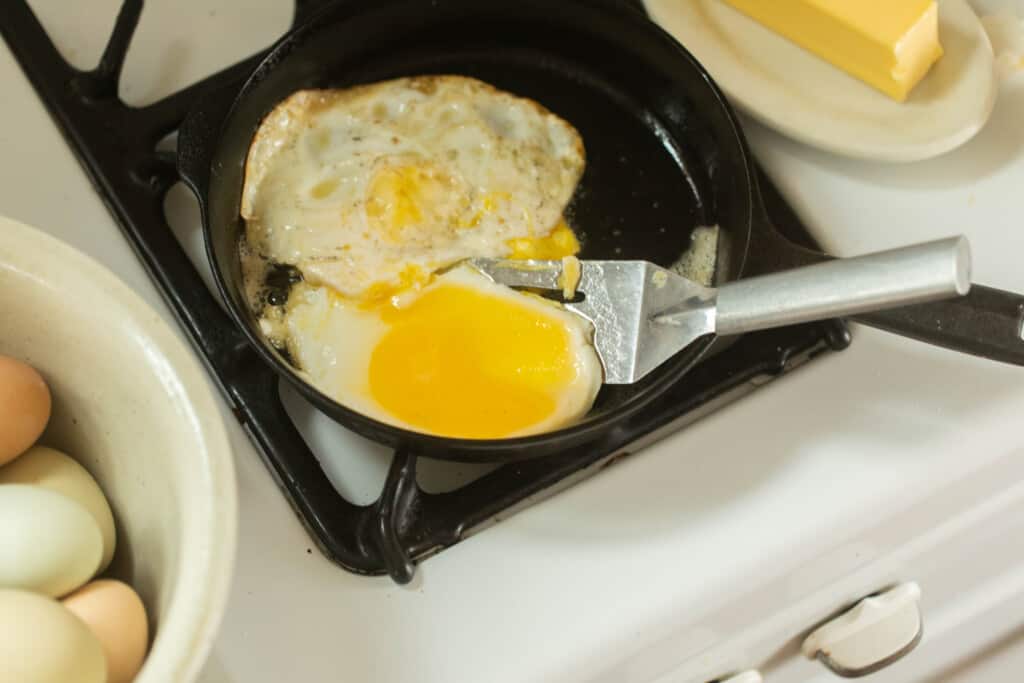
[750,195,1024,367]
[176,79,244,201]
[855,287,1024,365]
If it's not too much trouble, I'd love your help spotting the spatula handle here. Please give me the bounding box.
[715,237,971,336]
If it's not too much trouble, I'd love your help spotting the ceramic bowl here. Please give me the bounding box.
[0,215,237,682]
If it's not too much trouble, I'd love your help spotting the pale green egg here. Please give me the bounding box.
[0,484,102,597]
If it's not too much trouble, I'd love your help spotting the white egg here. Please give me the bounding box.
[0,589,106,683]
[0,446,116,572]
[285,266,602,439]
[0,484,102,597]
[241,75,585,299]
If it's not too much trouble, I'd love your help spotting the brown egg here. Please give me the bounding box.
[0,355,51,464]
[63,579,149,683]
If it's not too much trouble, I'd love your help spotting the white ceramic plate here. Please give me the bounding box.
[644,0,998,162]
[0,216,236,683]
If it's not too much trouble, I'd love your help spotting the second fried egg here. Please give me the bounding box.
[242,75,586,301]
[284,266,602,439]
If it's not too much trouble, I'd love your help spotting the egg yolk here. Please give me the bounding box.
[368,284,577,438]
[507,219,580,259]
[365,163,466,243]
[355,264,431,310]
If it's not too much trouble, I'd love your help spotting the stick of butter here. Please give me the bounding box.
[720,0,945,102]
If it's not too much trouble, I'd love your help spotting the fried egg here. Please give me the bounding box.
[284,266,602,439]
[242,75,585,301]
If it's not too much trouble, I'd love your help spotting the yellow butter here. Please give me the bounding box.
[721,0,944,101]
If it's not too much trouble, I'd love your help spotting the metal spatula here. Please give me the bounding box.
[469,236,971,384]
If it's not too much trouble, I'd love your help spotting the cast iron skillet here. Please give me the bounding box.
[178,0,1024,463]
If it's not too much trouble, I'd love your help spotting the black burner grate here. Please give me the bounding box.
[2,0,849,583]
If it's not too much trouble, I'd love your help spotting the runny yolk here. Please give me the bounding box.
[368,284,576,439]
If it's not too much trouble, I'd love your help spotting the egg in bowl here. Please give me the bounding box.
[240,75,601,439]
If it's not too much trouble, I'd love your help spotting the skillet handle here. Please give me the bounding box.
[176,79,245,200]
[855,287,1024,366]
[757,225,1024,367]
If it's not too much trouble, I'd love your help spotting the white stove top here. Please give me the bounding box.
[3,2,1024,681]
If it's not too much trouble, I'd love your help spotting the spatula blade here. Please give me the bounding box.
[468,258,716,384]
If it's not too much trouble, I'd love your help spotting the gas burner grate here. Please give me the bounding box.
[2,0,848,583]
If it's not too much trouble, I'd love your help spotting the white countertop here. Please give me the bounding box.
[3,2,1024,681]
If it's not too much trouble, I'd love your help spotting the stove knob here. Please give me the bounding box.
[802,582,923,678]
[710,671,762,683]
